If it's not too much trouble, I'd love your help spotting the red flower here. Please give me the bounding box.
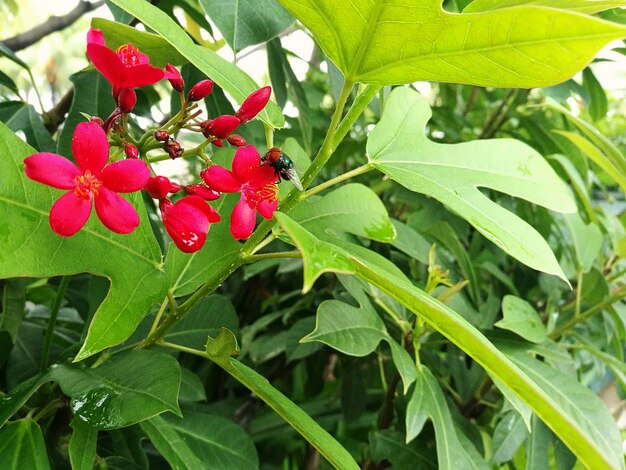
[166,64,184,92]
[24,121,150,236]
[86,28,167,92]
[201,146,278,240]
[160,196,221,253]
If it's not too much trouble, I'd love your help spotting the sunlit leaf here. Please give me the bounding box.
[368,87,575,280]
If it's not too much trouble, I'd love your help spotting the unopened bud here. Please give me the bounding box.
[154,129,169,142]
[165,64,184,92]
[124,143,139,159]
[235,86,271,123]
[202,115,240,139]
[227,134,246,147]
[146,176,173,199]
[185,184,221,200]
[188,79,214,101]
[211,139,223,147]
[169,182,182,193]
[118,88,137,113]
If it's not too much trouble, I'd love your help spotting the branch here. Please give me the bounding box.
[43,87,74,134]
[1,1,104,52]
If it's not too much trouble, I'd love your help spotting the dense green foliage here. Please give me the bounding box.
[1,0,626,468]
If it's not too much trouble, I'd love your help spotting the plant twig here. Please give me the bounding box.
[43,87,74,133]
[1,1,105,52]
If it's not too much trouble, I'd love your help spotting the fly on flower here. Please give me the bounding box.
[262,147,303,191]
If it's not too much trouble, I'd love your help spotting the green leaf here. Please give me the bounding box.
[369,429,437,469]
[464,0,626,13]
[303,299,387,356]
[545,99,626,179]
[277,0,626,86]
[0,373,50,427]
[0,102,54,152]
[526,414,551,469]
[92,18,186,67]
[0,43,29,70]
[179,368,207,402]
[555,129,626,192]
[491,412,528,464]
[498,341,624,470]
[0,69,19,95]
[1,278,26,342]
[0,123,167,360]
[199,0,293,52]
[220,356,360,470]
[50,350,181,429]
[141,410,259,469]
[368,87,575,280]
[165,295,238,350]
[205,328,240,364]
[562,213,603,273]
[408,367,489,468]
[58,69,115,159]
[287,183,396,242]
[582,67,608,122]
[0,419,51,469]
[495,295,547,343]
[69,418,98,470]
[109,0,284,129]
[166,194,241,297]
[274,212,624,470]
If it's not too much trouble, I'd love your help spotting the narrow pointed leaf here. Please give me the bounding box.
[464,0,626,14]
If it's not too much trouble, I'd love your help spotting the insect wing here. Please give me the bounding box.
[283,167,303,191]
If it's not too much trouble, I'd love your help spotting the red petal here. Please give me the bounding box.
[86,44,125,87]
[257,197,278,219]
[201,166,241,192]
[232,145,261,182]
[49,191,92,236]
[230,196,256,240]
[24,153,81,189]
[137,50,150,65]
[248,165,278,187]
[72,121,110,174]
[94,187,140,234]
[162,199,209,253]
[121,64,165,88]
[87,28,105,46]
[178,195,221,223]
[102,159,150,193]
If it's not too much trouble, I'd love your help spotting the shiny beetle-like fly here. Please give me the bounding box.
[262,147,303,191]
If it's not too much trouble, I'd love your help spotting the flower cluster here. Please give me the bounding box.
[24,28,280,253]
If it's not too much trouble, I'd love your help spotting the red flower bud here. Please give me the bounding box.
[202,115,240,139]
[124,143,139,159]
[154,129,169,142]
[146,176,173,199]
[227,134,246,147]
[165,64,184,92]
[90,116,105,127]
[212,139,223,147]
[118,87,137,113]
[188,79,214,102]
[185,184,221,201]
[235,86,271,123]
[169,182,182,193]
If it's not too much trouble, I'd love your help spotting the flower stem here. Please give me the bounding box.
[40,276,70,372]
[243,251,302,263]
[304,163,373,198]
[550,284,626,339]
